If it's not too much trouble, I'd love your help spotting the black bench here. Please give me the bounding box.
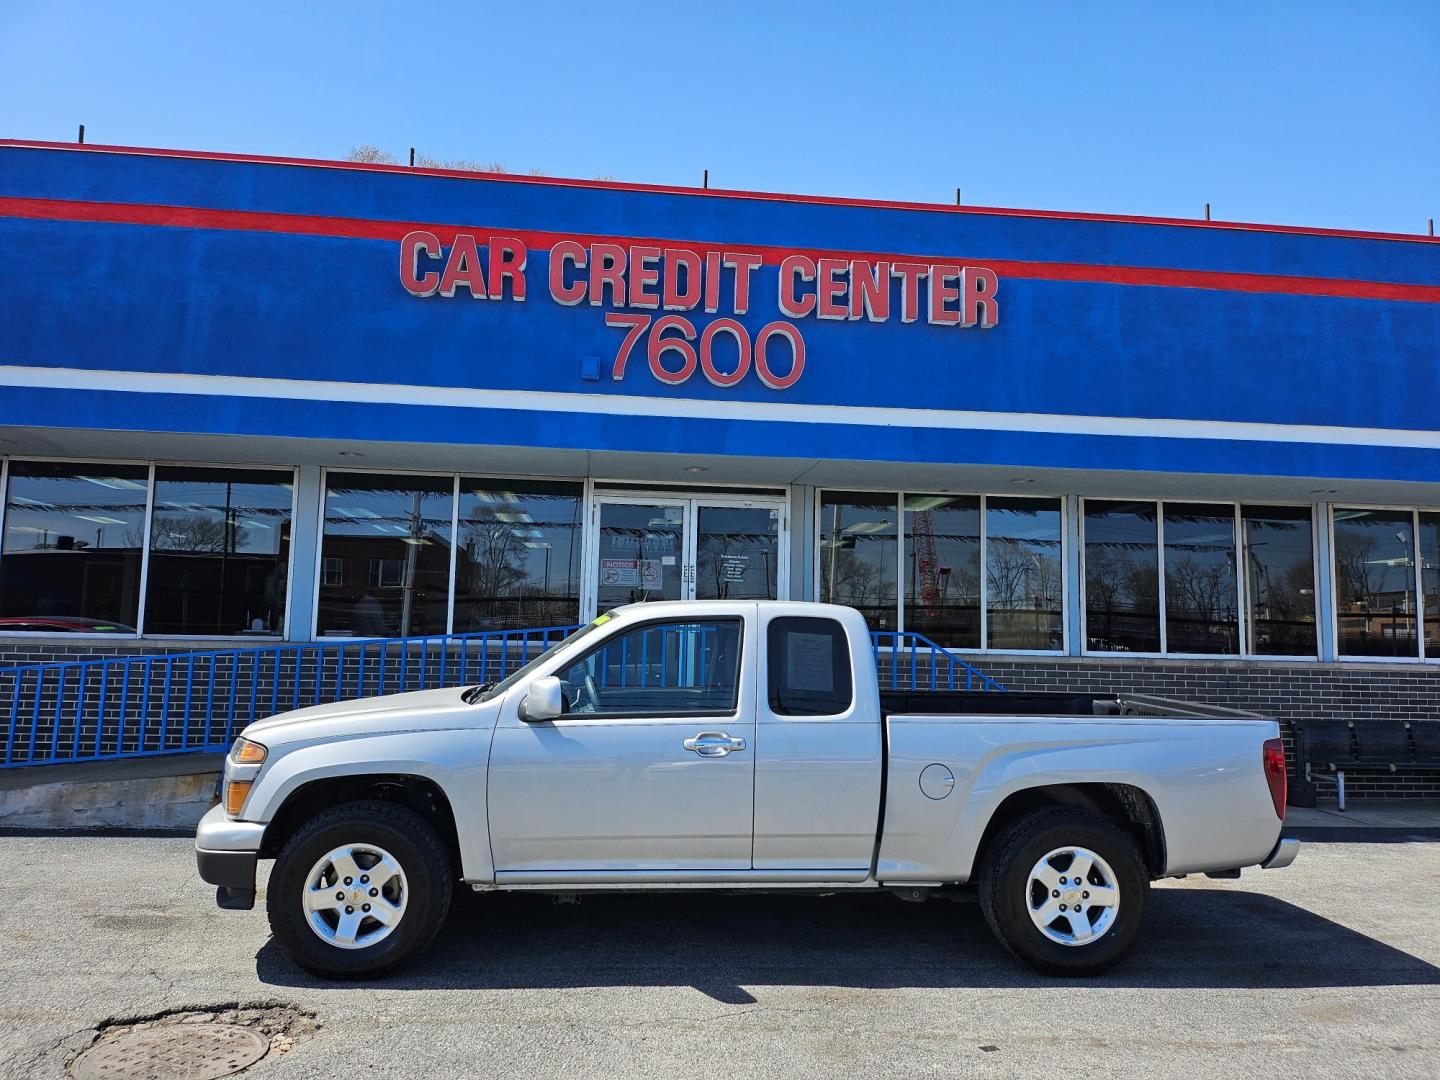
[1291,719,1440,810]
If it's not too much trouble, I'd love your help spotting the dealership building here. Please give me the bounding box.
[1,140,1437,796]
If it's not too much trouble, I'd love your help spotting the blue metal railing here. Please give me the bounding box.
[871,631,1007,692]
[0,624,1000,769]
[0,624,582,768]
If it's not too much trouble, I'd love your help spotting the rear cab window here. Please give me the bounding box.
[767,616,853,716]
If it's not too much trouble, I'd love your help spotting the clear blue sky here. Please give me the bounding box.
[2,1,1437,234]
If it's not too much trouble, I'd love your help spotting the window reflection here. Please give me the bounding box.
[819,492,898,632]
[1333,508,1417,657]
[317,473,454,637]
[144,467,292,636]
[453,479,582,632]
[987,497,1064,650]
[1241,506,1317,656]
[1423,513,1440,660]
[1084,501,1160,653]
[1163,503,1239,654]
[695,504,779,601]
[903,495,979,648]
[0,462,148,632]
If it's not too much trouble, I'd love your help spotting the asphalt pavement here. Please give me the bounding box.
[1,832,1437,1078]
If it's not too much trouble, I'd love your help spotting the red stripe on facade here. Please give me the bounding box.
[4,139,1439,247]
[3,195,1438,305]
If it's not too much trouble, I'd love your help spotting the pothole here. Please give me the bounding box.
[67,1002,318,1080]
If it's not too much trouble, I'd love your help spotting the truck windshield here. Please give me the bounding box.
[464,613,615,704]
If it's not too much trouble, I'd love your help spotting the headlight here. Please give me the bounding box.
[229,737,267,765]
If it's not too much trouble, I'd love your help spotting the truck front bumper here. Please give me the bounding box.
[195,803,265,910]
[1261,836,1300,869]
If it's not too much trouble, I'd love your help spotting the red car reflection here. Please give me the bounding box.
[0,617,137,633]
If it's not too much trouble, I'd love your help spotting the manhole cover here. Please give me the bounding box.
[70,1023,268,1080]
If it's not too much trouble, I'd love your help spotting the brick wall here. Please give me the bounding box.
[4,639,1437,801]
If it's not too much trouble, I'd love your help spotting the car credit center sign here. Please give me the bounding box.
[399,231,1000,390]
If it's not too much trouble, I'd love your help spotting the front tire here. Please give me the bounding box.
[266,800,453,977]
[979,809,1149,975]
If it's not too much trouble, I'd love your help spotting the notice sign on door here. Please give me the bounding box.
[640,559,663,586]
[601,558,640,586]
[721,555,749,582]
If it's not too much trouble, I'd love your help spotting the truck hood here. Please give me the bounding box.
[241,686,486,745]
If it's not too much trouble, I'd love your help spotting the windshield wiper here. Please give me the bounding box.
[461,682,496,704]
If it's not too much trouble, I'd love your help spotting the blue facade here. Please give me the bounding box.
[1,142,1437,481]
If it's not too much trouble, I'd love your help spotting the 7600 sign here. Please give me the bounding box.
[605,314,804,390]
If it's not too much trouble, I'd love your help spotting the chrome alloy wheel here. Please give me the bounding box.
[302,843,408,950]
[1026,845,1120,946]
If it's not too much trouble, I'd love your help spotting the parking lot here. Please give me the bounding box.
[2,832,1437,1079]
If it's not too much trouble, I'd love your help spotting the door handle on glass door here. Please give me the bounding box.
[683,732,746,757]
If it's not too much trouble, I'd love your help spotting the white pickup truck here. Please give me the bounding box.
[196,601,1297,977]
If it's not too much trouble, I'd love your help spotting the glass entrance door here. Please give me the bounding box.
[693,501,781,601]
[593,500,687,612]
[588,495,787,616]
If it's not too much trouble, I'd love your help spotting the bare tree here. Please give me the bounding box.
[460,518,530,620]
[150,514,230,553]
[1334,530,1383,609]
[346,145,398,165]
[349,146,547,175]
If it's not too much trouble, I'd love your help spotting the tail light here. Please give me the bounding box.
[1263,738,1287,820]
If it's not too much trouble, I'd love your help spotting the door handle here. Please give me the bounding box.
[683,731,746,757]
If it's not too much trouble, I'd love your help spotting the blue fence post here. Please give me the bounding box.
[203,655,217,747]
[7,672,21,766]
[119,662,132,756]
[182,655,196,750]
[95,663,110,758]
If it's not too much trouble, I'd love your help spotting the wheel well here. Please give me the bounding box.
[972,783,1166,878]
[260,774,461,864]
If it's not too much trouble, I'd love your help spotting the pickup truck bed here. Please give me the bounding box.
[879,690,1264,719]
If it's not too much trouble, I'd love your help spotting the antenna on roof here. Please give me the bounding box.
[1204,202,1211,221]
[1430,218,1435,237]
[955,187,961,206]
[77,124,85,145]
[703,169,709,189]
[409,147,415,167]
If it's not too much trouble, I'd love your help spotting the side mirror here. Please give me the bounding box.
[520,676,564,723]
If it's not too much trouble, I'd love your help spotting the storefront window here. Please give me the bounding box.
[317,472,454,637]
[819,492,898,632]
[1419,512,1439,659]
[1241,506,1317,656]
[0,462,148,632]
[453,478,583,632]
[987,497,1064,650]
[903,495,979,649]
[1333,508,1417,657]
[1084,501,1160,653]
[143,467,293,636]
[1163,503,1239,654]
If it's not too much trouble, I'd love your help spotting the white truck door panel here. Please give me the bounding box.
[752,612,882,871]
[488,717,756,871]
[487,613,757,874]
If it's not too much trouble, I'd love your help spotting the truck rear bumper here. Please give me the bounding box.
[1261,836,1300,869]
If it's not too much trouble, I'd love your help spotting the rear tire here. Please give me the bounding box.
[979,809,1149,975]
[266,800,452,978]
